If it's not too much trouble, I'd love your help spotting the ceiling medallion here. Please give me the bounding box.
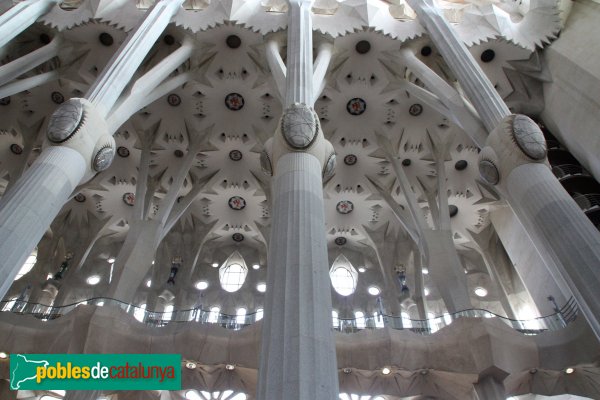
[51,91,65,104]
[122,192,135,207]
[343,154,357,166]
[335,237,347,246]
[10,144,23,155]
[229,150,243,161]
[167,93,181,107]
[346,98,366,116]
[228,196,246,210]
[0,97,10,106]
[481,49,495,63]
[512,115,547,160]
[117,146,130,158]
[99,32,114,46]
[479,159,499,185]
[336,200,354,214]
[409,104,423,116]
[355,40,371,54]
[74,193,86,203]
[47,99,84,144]
[225,93,244,111]
[232,233,244,242]
[226,35,242,49]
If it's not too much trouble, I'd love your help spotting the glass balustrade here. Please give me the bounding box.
[0,296,578,335]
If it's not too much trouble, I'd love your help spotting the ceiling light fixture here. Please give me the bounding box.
[107,258,115,263]
[381,367,391,375]
[185,361,197,370]
[212,263,219,268]
[195,281,208,290]
[0,352,7,359]
[565,367,575,374]
[146,279,152,288]
[86,275,100,285]
[225,364,235,371]
[252,264,260,270]
[424,288,430,296]
[358,267,366,273]
[368,286,380,296]
[422,268,429,275]
[474,287,488,297]
[256,283,266,293]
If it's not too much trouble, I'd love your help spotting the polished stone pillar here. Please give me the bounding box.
[0,0,58,49]
[0,0,184,302]
[407,0,600,339]
[257,0,338,398]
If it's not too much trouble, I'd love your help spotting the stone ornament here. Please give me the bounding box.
[336,200,354,214]
[229,150,243,161]
[93,146,115,172]
[512,115,547,161]
[281,103,319,149]
[123,192,135,206]
[409,103,423,116]
[346,98,366,115]
[335,237,347,245]
[74,193,86,203]
[228,196,246,210]
[10,144,23,155]
[323,152,336,180]
[225,93,245,111]
[344,154,357,165]
[117,146,130,158]
[47,98,84,144]
[51,91,65,104]
[232,233,244,242]
[479,159,500,185]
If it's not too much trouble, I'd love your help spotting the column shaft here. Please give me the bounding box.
[405,0,510,130]
[0,0,58,49]
[257,153,339,400]
[284,0,314,106]
[506,163,600,337]
[0,147,85,300]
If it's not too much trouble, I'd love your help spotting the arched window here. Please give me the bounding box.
[401,312,412,328]
[354,311,365,329]
[208,306,220,323]
[15,248,37,281]
[255,308,263,322]
[329,255,358,296]
[236,307,247,325]
[332,310,339,328]
[163,304,174,321]
[219,263,248,292]
[134,304,146,322]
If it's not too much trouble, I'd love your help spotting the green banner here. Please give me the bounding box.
[10,354,181,390]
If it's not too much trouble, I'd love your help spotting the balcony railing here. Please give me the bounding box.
[0,297,578,335]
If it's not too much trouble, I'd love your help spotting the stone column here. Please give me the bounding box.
[408,0,600,339]
[0,0,58,50]
[257,1,338,398]
[473,376,507,400]
[0,0,185,302]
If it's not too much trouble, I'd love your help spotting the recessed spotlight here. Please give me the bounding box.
[225,364,235,371]
[0,352,8,359]
[368,286,380,296]
[146,279,152,288]
[381,367,391,375]
[252,264,260,270]
[424,288,430,296]
[474,287,488,297]
[107,258,115,263]
[185,361,197,370]
[87,275,100,285]
[358,267,366,273]
[422,268,429,275]
[195,281,208,290]
[565,367,575,374]
[212,263,219,268]
[257,283,266,293]
[152,260,155,265]
[343,367,352,374]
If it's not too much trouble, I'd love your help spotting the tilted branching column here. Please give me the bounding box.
[257,1,339,398]
[0,0,185,300]
[406,0,600,339]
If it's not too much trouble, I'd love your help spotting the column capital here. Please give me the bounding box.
[260,104,336,179]
[478,114,548,187]
[44,98,114,184]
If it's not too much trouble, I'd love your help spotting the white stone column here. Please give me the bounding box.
[0,147,85,299]
[257,1,338,398]
[408,0,600,339]
[0,0,58,50]
[0,0,185,302]
[258,153,339,400]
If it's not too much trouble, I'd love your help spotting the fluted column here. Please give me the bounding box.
[0,147,85,299]
[408,0,600,339]
[0,0,185,302]
[0,0,58,50]
[258,153,338,399]
[257,0,338,398]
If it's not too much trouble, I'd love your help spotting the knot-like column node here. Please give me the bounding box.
[45,98,115,183]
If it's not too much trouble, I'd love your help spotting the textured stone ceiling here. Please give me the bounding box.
[0,0,564,311]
